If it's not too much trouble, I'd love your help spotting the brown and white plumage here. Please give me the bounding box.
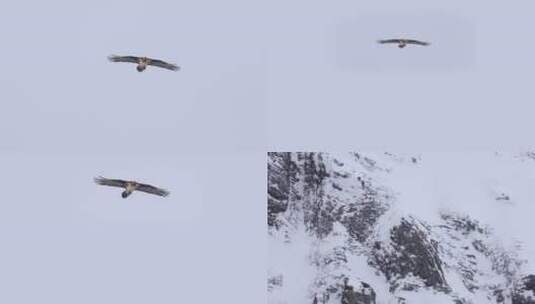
[94,176,170,198]
[378,38,430,48]
[108,55,180,72]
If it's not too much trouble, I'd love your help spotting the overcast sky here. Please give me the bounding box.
[264,0,535,151]
[0,151,266,303]
[0,0,267,303]
[1,0,535,303]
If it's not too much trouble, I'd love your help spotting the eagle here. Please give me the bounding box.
[377,38,430,48]
[94,176,170,198]
[108,55,180,72]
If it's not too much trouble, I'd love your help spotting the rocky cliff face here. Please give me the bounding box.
[268,152,535,304]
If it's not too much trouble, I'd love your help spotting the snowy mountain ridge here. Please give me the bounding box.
[268,152,535,304]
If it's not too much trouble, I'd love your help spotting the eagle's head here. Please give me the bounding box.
[398,43,406,48]
[137,64,146,72]
[121,190,130,198]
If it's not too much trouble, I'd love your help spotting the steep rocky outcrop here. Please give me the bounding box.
[341,279,376,304]
[268,152,532,304]
[369,217,448,293]
[513,275,535,304]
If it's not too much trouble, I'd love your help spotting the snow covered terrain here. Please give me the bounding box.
[268,152,535,304]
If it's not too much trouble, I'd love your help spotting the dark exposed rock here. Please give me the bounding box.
[525,152,535,161]
[302,153,329,189]
[523,275,535,292]
[496,193,510,201]
[334,171,350,179]
[267,152,299,228]
[441,213,487,236]
[513,275,535,304]
[494,288,506,303]
[341,279,376,304]
[341,192,387,243]
[293,153,338,238]
[443,213,522,286]
[370,217,448,292]
[332,182,343,191]
[268,274,283,292]
[438,212,524,302]
[268,152,352,238]
[395,297,406,304]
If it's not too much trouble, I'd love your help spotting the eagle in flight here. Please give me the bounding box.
[94,176,170,198]
[378,38,430,48]
[108,55,180,72]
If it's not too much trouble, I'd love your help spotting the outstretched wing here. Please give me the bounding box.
[108,55,140,64]
[377,39,402,44]
[136,182,170,197]
[406,39,430,46]
[94,176,128,188]
[147,58,180,71]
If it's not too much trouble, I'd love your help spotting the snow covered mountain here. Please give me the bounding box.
[268,152,535,304]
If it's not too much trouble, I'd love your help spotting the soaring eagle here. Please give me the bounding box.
[94,176,170,198]
[108,55,180,72]
[378,39,430,48]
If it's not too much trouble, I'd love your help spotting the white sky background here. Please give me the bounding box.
[265,0,535,151]
[0,0,267,302]
[0,0,268,154]
[0,151,266,304]
[2,0,535,302]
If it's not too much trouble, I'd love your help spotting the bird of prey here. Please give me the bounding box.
[377,38,430,48]
[108,55,180,72]
[94,176,170,198]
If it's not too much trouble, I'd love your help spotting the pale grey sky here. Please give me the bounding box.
[0,151,266,303]
[265,0,535,151]
[0,0,266,303]
[0,0,268,154]
[1,0,534,302]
